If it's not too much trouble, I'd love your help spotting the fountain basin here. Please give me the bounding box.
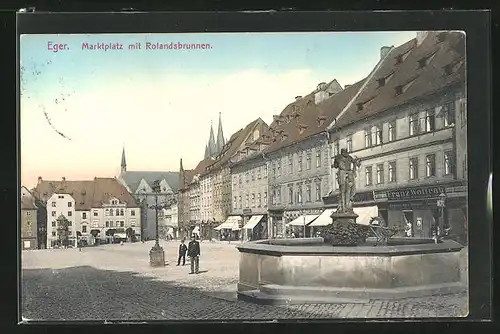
[236,237,466,304]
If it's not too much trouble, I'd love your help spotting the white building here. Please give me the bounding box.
[34,177,141,248]
[162,201,179,239]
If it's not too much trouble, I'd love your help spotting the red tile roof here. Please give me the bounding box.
[334,31,465,129]
[32,178,139,210]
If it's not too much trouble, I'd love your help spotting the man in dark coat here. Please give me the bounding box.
[187,234,200,274]
[177,239,188,266]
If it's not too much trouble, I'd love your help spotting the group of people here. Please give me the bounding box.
[176,235,201,274]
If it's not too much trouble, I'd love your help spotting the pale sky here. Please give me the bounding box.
[20,31,417,189]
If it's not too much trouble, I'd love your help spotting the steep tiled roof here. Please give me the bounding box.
[32,178,139,210]
[194,158,215,177]
[120,171,180,193]
[21,196,37,210]
[207,118,261,171]
[262,80,366,154]
[334,31,465,129]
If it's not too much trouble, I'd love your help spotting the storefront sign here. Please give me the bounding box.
[323,191,374,205]
[387,186,445,201]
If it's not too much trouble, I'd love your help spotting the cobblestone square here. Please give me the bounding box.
[21,240,468,321]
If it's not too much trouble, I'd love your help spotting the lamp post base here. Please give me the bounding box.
[149,243,165,267]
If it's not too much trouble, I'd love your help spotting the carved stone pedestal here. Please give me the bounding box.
[322,211,370,246]
[149,243,165,267]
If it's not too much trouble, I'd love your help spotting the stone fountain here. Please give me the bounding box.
[236,149,466,305]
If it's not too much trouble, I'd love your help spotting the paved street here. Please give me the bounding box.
[21,240,468,321]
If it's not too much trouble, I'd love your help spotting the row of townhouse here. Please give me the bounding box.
[176,31,468,244]
[30,177,142,248]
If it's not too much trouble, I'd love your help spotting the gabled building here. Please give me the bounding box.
[20,194,38,250]
[32,177,141,248]
[117,147,179,240]
[323,31,467,243]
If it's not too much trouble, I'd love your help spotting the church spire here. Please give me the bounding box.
[216,112,225,154]
[179,158,185,189]
[208,120,216,158]
[121,146,127,174]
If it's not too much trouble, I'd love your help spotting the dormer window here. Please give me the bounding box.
[395,46,414,64]
[317,116,326,127]
[377,71,395,88]
[395,85,403,96]
[395,76,418,96]
[281,134,288,141]
[298,124,308,134]
[436,32,447,43]
[395,54,403,64]
[418,50,438,69]
[443,59,464,76]
[357,103,364,112]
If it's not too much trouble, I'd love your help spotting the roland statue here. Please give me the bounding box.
[333,148,361,213]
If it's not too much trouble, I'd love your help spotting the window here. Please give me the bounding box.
[257,193,261,207]
[251,194,255,208]
[67,211,72,217]
[52,221,56,227]
[460,100,467,127]
[306,153,312,170]
[374,126,382,145]
[238,196,242,209]
[388,161,397,183]
[272,190,276,205]
[131,210,135,216]
[346,136,352,152]
[409,113,419,136]
[463,154,467,178]
[245,172,249,183]
[409,158,418,180]
[426,154,436,177]
[263,192,267,207]
[82,212,87,219]
[120,209,124,216]
[316,150,322,168]
[51,202,56,207]
[105,221,109,227]
[251,170,255,181]
[257,167,261,179]
[120,221,124,227]
[26,211,31,216]
[425,110,435,132]
[116,209,120,216]
[364,129,372,147]
[109,209,113,216]
[264,165,267,177]
[298,155,303,172]
[365,166,373,186]
[306,184,312,202]
[277,160,281,176]
[297,185,303,204]
[58,195,64,199]
[315,183,321,201]
[288,155,293,174]
[82,225,87,233]
[233,197,237,209]
[245,194,249,208]
[388,121,396,142]
[52,231,56,237]
[444,151,454,175]
[376,164,384,184]
[333,140,340,156]
[442,102,455,127]
[68,202,72,207]
[288,187,294,204]
[110,221,114,227]
[238,175,242,185]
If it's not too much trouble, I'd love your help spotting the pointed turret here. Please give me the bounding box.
[216,112,225,154]
[208,121,217,157]
[179,158,185,189]
[121,146,127,174]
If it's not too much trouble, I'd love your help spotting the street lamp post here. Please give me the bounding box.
[139,180,176,267]
[436,192,447,243]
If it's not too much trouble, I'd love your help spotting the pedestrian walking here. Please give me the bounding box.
[187,234,200,274]
[177,238,188,266]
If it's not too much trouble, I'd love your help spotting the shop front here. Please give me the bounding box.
[241,212,268,241]
[268,208,284,239]
[215,215,242,241]
[374,181,467,243]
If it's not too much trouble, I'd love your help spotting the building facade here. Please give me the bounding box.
[21,196,38,250]
[33,177,141,248]
[324,31,467,244]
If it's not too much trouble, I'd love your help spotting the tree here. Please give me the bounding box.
[56,215,70,247]
[125,227,134,242]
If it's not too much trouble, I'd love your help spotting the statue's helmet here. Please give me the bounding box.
[340,148,347,154]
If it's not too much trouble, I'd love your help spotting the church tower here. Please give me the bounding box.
[203,114,226,160]
[215,112,225,154]
[121,146,127,175]
[179,158,185,189]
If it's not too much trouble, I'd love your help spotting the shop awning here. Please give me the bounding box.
[287,215,319,227]
[242,215,264,230]
[309,209,336,227]
[215,216,242,230]
[114,233,127,239]
[353,206,379,225]
[192,226,200,235]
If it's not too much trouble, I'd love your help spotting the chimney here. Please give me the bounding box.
[317,82,327,91]
[380,46,392,59]
[295,96,302,101]
[416,31,429,46]
[37,176,42,184]
[62,177,66,181]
